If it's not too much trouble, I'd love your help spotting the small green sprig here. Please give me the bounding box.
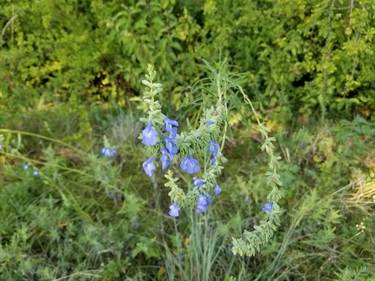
[140,64,165,126]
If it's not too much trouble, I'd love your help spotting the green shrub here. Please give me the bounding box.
[1,0,374,119]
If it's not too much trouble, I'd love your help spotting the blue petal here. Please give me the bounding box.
[142,122,158,146]
[143,156,156,177]
[196,193,211,213]
[209,140,220,157]
[262,202,273,213]
[214,184,222,196]
[160,154,171,170]
[164,118,179,138]
[168,201,180,217]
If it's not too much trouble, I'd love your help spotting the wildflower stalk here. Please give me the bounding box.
[140,61,283,257]
[231,86,284,257]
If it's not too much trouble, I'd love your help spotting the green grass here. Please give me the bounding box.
[0,92,374,280]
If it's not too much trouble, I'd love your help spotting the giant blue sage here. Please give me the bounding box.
[140,62,284,257]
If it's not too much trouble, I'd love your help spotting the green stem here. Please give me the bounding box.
[0,129,86,155]
[1,151,123,194]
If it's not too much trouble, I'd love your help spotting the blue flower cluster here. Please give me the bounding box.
[23,164,38,176]
[180,155,200,174]
[163,118,179,155]
[101,147,117,157]
[141,118,180,177]
[141,118,223,217]
[141,122,158,177]
[193,183,221,213]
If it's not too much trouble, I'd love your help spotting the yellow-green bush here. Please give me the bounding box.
[1,0,374,119]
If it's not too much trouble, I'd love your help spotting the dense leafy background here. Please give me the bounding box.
[0,0,374,280]
[2,0,375,117]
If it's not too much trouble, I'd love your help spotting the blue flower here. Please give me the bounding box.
[33,170,39,176]
[164,118,179,137]
[169,127,178,138]
[193,177,206,188]
[142,122,158,146]
[0,144,2,150]
[23,164,29,170]
[143,156,156,177]
[262,202,273,213]
[164,136,178,155]
[214,184,222,196]
[196,193,212,213]
[209,140,219,158]
[210,157,216,165]
[207,120,214,126]
[160,148,173,170]
[168,201,180,217]
[101,147,117,157]
[180,155,200,174]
